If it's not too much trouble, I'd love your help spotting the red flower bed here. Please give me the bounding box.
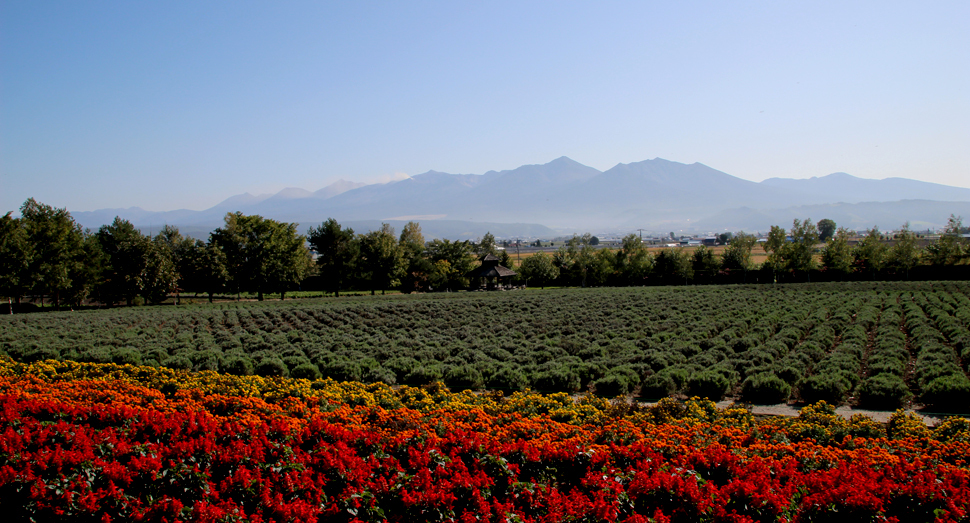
[1,377,969,522]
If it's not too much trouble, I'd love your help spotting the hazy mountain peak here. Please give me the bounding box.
[272,187,314,199]
[313,180,367,199]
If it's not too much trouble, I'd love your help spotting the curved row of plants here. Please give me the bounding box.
[2,360,969,522]
[2,282,969,410]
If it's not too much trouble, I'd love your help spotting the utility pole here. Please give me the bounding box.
[636,229,645,243]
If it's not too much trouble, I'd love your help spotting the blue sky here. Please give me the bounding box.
[2,1,968,213]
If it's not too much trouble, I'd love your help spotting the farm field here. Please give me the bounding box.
[2,359,969,522]
[2,281,970,412]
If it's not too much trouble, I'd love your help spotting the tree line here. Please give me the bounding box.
[535,216,969,287]
[2,198,968,310]
[0,199,503,310]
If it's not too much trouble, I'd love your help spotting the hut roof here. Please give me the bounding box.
[470,264,517,279]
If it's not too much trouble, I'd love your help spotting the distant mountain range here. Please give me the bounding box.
[71,157,970,238]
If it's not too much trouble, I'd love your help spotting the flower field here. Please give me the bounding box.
[2,360,969,522]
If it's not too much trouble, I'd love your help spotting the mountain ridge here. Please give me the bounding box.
[68,157,970,237]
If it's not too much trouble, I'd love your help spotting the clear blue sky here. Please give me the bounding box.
[2,1,968,213]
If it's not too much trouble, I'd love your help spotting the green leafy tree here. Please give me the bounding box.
[141,235,179,305]
[0,213,32,311]
[358,223,403,295]
[716,232,733,245]
[853,227,887,278]
[924,214,966,266]
[426,238,474,291]
[615,233,652,285]
[560,234,597,287]
[398,221,433,293]
[720,232,757,272]
[817,219,837,242]
[763,219,819,277]
[653,248,693,283]
[21,199,88,309]
[96,217,151,306]
[476,231,498,258]
[307,218,357,297]
[886,223,920,277]
[193,240,230,302]
[211,212,312,300]
[156,225,196,304]
[518,251,559,289]
[789,218,820,274]
[762,225,789,272]
[691,245,720,279]
[587,247,615,286]
[821,227,853,278]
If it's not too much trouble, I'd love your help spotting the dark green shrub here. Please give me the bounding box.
[404,365,445,386]
[255,357,289,377]
[921,374,970,413]
[111,347,143,366]
[858,374,911,410]
[486,366,528,391]
[191,350,221,371]
[222,356,254,376]
[79,348,113,364]
[366,365,397,385]
[162,354,193,370]
[662,366,692,390]
[593,374,632,398]
[741,373,791,404]
[290,363,322,380]
[532,368,581,393]
[24,347,60,363]
[323,359,363,382]
[866,359,906,377]
[773,365,803,385]
[444,365,485,391]
[639,373,676,400]
[686,370,731,400]
[384,356,420,382]
[797,374,847,406]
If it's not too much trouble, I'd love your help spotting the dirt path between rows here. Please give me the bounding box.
[712,401,956,426]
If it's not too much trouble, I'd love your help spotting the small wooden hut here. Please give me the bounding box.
[468,254,517,290]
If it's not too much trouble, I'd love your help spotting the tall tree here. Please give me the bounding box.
[398,221,433,293]
[211,212,312,300]
[886,223,920,277]
[476,232,499,258]
[426,239,474,291]
[788,218,820,275]
[0,213,32,311]
[924,214,966,266]
[21,199,87,309]
[653,248,693,283]
[821,227,853,278]
[720,232,757,273]
[853,227,887,278]
[155,225,195,304]
[518,251,559,289]
[691,246,720,281]
[615,233,652,285]
[358,223,403,295]
[97,217,151,306]
[817,219,837,242]
[308,218,357,297]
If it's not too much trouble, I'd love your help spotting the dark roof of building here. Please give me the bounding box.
[469,264,517,278]
[468,253,517,278]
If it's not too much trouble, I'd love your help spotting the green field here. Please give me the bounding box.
[3,281,970,411]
